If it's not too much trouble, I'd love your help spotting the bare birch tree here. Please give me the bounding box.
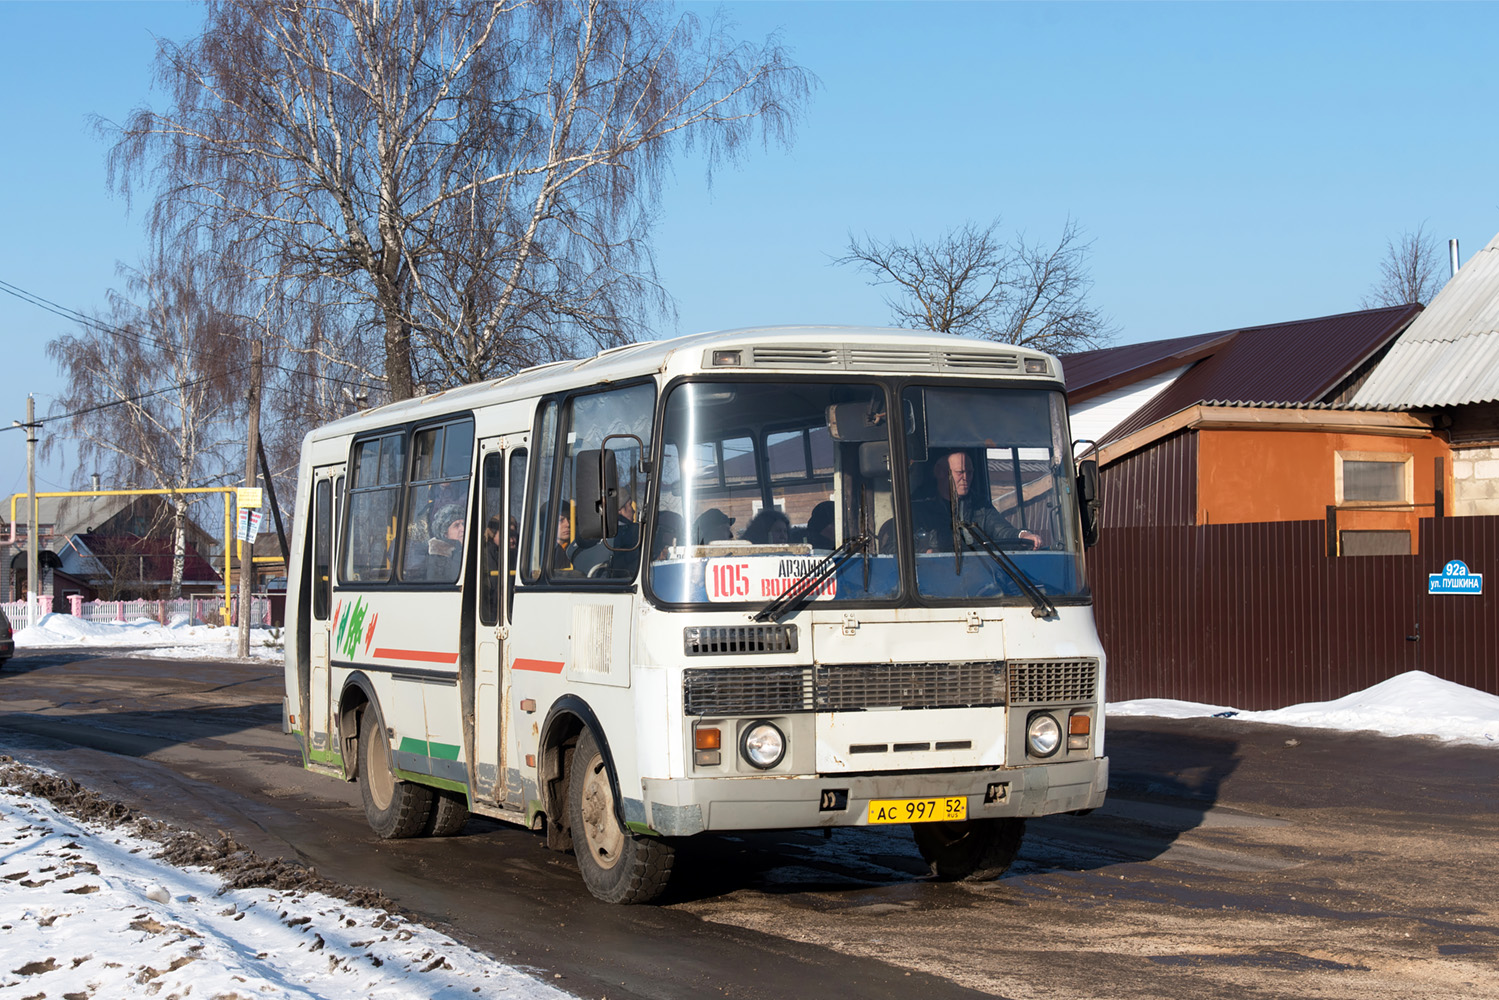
[107,0,810,400]
[1364,223,1446,308]
[837,218,1115,354]
[44,243,246,597]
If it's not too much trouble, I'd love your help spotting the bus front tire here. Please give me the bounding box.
[569,728,674,904]
[912,817,1025,881]
[358,706,435,839]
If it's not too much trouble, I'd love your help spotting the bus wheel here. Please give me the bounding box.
[912,817,1026,881]
[358,706,435,839]
[569,728,674,904]
[424,790,470,837]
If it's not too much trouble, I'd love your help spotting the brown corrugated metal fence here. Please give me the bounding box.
[1092,515,1499,707]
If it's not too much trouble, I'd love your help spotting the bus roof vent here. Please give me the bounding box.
[750,346,839,367]
[941,350,1023,372]
[847,347,940,370]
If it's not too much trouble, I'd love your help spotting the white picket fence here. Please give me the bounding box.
[1,595,276,632]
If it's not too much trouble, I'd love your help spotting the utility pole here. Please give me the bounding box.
[237,340,263,657]
[25,395,39,626]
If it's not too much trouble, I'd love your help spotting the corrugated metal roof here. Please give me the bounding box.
[1061,330,1231,402]
[1352,232,1499,407]
[1080,304,1420,443]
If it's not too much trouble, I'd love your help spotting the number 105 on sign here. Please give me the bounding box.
[868,796,967,824]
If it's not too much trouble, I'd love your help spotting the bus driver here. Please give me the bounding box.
[912,450,1042,552]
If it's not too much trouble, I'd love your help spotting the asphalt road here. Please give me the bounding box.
[1,647,1496,1000]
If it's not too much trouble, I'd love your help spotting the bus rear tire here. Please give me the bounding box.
[358,705,435,839]
[912,817,1025,881]
[569,728,674,904]
[424,790,470,837]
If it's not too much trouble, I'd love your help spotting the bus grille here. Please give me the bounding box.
[684,666,815,716]
[1008,659,1099,704]
[817,661,1005,711]
[683,661,1007,716]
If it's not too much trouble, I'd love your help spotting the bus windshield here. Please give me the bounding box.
[903,384,1086,602]
[647,379,1087,608]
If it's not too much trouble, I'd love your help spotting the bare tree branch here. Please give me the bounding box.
[105,0,812,399]
[836,217,1115,354]
[1364,222,1446,308]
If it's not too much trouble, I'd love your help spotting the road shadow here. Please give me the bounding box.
[1,648,135,676]
[659,720,1245,904]
[0,702,287,759]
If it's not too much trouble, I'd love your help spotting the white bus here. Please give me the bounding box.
[283,326,1107,903]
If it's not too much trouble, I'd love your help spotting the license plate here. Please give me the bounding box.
[867,796,967,824]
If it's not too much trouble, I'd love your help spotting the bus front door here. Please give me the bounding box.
[470,438,523,806]
[307,466,342,769]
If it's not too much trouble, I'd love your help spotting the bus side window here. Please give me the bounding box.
[343,432,405,583]
[312,479,332,620]
[399,418,474,585]
[522,403,558,584]
[479,452,504,626]
[507,449,526,615]
[557,383,654,582]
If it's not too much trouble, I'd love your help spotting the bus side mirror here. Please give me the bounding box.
[574,449,619,541]
[1077,459,1101,548]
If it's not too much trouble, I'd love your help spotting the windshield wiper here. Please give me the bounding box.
[963,521,1057,619]
[752,534,869,623]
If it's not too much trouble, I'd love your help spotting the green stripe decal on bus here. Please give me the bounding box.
[394,769,470,795]
[398,737,462,761]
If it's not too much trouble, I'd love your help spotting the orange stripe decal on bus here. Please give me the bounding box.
[371,648,459,664]
[514,658,566,674]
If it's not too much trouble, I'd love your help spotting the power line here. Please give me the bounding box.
[0,370,247,433]
[0,275,388,395]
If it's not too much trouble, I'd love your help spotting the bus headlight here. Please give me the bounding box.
[740,721,786,770]
[1026,712,1062,758]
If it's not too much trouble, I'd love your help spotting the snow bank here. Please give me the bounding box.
[0,778,571,999]
[1110,670,1499,746]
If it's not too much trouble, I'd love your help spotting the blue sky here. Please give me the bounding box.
[3,1,1498,495]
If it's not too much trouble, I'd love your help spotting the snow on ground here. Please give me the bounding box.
[1110,670,1499,746]
[0,765,572,1000]
[14,612,285,660]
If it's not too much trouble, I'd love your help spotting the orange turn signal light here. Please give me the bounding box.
[1069,713,1091,735]
[694,726,722,750]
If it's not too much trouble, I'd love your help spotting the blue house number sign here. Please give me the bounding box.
[1428,559,1484,595]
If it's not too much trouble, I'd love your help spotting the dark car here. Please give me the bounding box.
[0,606,13,666]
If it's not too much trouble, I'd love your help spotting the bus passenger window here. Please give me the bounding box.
[400,418,474,585]
[343,432,405,583]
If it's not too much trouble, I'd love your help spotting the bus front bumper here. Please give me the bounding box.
[637,756,1107,837]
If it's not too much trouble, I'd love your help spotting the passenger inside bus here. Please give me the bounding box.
[570,498,641,578]
[742,508,790,545]
[554,514,573,571]
[805,501,835,551]
[420,502,467,581]
[694,508,735,544]
[652,511,684,560]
